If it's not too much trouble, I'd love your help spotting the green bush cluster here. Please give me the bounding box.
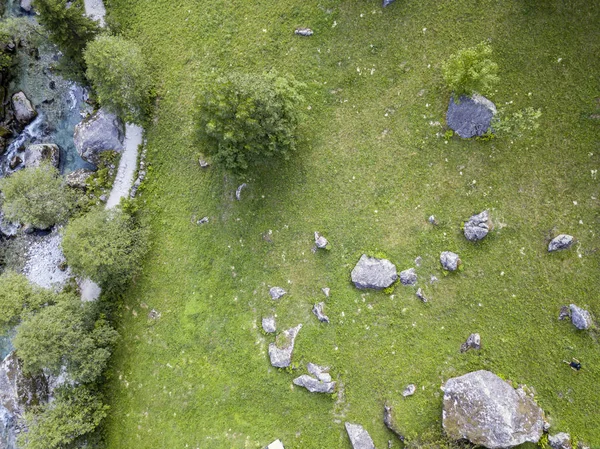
[442,42,499,97]
[196,72,304,172]
[0,163,74,229]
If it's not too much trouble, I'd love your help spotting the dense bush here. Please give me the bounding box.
[197,72,304,172]
[14,295,118,383]
[20,385,108,449]
[61,208,148,289]
[0,271,53,331]
[442,42,499,97]
[32,0,99,82]
[84,35,152,124]
[0,163,74,229]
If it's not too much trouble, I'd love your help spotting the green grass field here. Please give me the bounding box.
[102,0,600,447]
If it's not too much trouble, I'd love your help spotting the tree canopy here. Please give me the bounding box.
[442,42,499,97]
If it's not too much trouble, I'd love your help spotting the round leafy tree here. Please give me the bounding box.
[0,271,54,331]
[197,72,304,172]
[61,208,147,289]
[0,163,73,229]
[84,34,152,124]
[442,42,499,97]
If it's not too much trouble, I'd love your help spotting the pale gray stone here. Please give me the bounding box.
[447,94,496,138]
[307,363,331,382]
[262,316,276,333]
[460,333,481,352]
[548,234,574,252]
[440,251,460,271]
[351,254,397,290]
[293,375,336,393]
[382,0,395,6]
[65,168,94,189]
[383,405,405,441]
[269,287,286,300]
[267,440,284,449]
[549,433,572,449]
[399,268,417,286]
[402,384,416,397]
[24,143,60,168]
[235,183,246,201]
[0,211,19,237]
[321,287,330,297]
[442,370,544,448]
[268,324,302,368]
[314,232,328,249]
[74,108,125,165]
[345,422,376,449]
[20,0,33,12]
[416,288,428,303]
[11,92,37,125]
[464,210,491,241]
[294,28,313,36]
[569,304,592,330]
[312,302,329,323]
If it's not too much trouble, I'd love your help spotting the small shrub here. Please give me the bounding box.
[0,271,54,331]
[19,385,108,449]
[84,35,152,124]
[61,208,148,290]
[197,71,304,173]
[442,42,499,96]
[492,107,542,137]
[13,295,118,383]
[0,163,74,229]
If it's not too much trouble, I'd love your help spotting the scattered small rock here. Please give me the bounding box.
[351,254,398,290]
[148,309,161,320]
[399,268,417,286]
[416,288,428,303]
[414,256,422,267]
[235,183,247,201]
[321,287,330,297]
[199,159,210,168]
[294,27,313,36]
[464,210,491,242]
[548,234,574,252]
[269,287,286,300]
[569,304,593,330]
[382,0,396,6]
[402,384,416,397]
[65,168,94,189]
[99,194,107,202]
[293,374,336,393]
[197,217,209,225]
[9,155,22,170]
[307,363,331,382]
[312,302,330,323]
[268,324,302,368]
[383,405,405,441]
[430,275,439,284]
[558,306,570,321]
[460,333,481,352]
[20,0,33,13]
[262,316,276,333]
[549,433,572,449]
[345,422,376,449]
[440,251,461,271]
[428,215,438,225]
[314,232,328,249]
[24,143,60,168]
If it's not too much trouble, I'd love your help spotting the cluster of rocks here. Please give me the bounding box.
[293,363,336,394]
[559,304,594,331]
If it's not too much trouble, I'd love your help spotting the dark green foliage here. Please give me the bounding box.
[20,385,109,449]
[442,42,499,96]
[61,208,148,289]
[32,0,99,82]
[84,35,152,124]
[13,295,118,383]
[0,163,74,229]
[197,72,304,172]
[0,271,54,331]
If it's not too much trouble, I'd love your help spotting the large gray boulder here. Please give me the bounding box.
[447,95,496,138]
[74,108,125,165]
[549,433,572,449]
[24,143,60,168]
[548,234,574,252]
[464,210,491,242]
[569,304,593,330]
[345,422,376,449]
[268,324,302,368]
[0,352,48,419]
[442,370,544,448]
[440,251,461,271]
[293,375,336,393]
[20,0,32,12]
[351,254,397,290]
[11,91,37,125]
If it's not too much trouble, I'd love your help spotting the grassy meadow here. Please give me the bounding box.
[102,0,600,447]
